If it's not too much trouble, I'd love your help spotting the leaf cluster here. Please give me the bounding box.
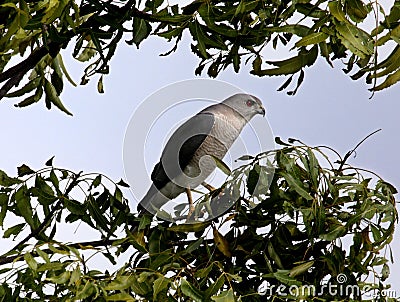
[0,142,397,301]
[0,0,399,114]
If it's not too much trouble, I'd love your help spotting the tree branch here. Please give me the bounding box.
[0,71,25,100]
[0,0,155,101]
[0,238,116,266]
[0,236,215,266]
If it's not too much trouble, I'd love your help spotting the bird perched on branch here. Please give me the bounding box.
[138,93,265,219]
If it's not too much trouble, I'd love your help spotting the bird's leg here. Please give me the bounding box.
[202,181,216,192]
[186,187,195,221]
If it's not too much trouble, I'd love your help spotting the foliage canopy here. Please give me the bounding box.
[0,0,399,114]
[0,140,397,301]
[0,1,398,301]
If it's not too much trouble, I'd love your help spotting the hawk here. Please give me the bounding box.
[138,93,265,217]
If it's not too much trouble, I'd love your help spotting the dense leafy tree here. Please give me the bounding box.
[0,140,398,301]
[0,1,398,301]
[0,0,399,114]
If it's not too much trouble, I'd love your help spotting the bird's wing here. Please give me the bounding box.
[151,112,215,189]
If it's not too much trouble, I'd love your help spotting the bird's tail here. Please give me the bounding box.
[137,184,170,216]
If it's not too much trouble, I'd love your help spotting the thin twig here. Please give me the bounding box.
[9,172,82,252]
[337,129,382,173]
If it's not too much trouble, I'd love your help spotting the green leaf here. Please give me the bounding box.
[16,185,35,228]
[289,261,314,277]
[236,155,254,161]
[211,156,231,176]
[3,223,25,238]
[92,175,101,188]
[105,293,135,301]
[138,213,152,230]
[51,69,63,95]
[180,278,204,302]
[36,247,50,263]
[295,32,328,47]
[0,193,8,226]
[347,0,370,22]
[75,280,96,300]
[114,186,123,202]
[267,241,284,269]
[36,262,66,273]
[153,276,170,300]
[65,199,85,215]
[14,87,43,108]
[329,1,347,22]
[127,17,152,48]
[44,79,73,116]
[251,46,318,76]
[104,276,135,291]
[306,148,319,190]
[24,252,38,271]
[381,263,390,281]
[69,266,81,285]
[168,221,211,233]
[195,264,213,278]
[17,164,35,177]
[97,75,104,93]
[150,253,172,270]
[117,178,130,187]
[247,165,260,195]
[41,0,64,24]
[0,170,21,186]
[183,237,203,255]
[372,69,400,91]
[46,271,70,284]
[273,270,302,286]
[152,13,192,23]
[50,169,60,192]
[211,288,235,302]
[48,244,70,255]
[76,40,97,62]
[373,45,400,77]
[235,0,246,16]
[55,53,76,86]
[213,228,232,258]
[335,22,373,58]
[205,274,225,298]
[158,27,184,40]
[6,78,40,98]
[45,156,55,166]
[34,175,55,201]
[281,172,313,200]
[320,225,346,241]
[225,273,242,282]
[264,25,311,37]
[275,137,291,146]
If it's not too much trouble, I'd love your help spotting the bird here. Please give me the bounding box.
[137,93,265,219]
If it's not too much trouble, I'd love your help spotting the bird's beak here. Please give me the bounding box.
[257,105,266,117]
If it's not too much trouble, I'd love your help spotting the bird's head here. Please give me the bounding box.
[222,93,265,121]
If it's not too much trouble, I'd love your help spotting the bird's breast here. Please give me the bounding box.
[182,114,246,187]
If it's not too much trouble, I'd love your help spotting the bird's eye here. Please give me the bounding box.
[246,100,255,107]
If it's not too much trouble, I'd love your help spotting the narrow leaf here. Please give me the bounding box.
[44,79,73,116]
[180,278,204,302]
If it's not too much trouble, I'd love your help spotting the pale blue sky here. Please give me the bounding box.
[0,29,399,294]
